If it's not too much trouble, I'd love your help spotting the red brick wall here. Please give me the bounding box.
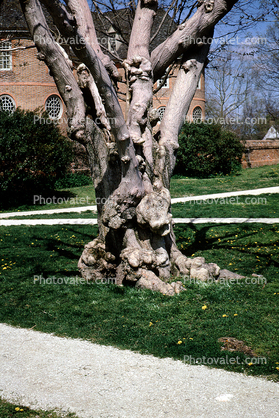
[242,140,279,168]
[1,40,205,129]
[0,39,67,132]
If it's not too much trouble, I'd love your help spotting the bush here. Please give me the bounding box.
[55,173,92,189]
[0,109,73,198]
[174,122,245,178]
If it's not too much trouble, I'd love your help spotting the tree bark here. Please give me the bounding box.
[19,0,240,295]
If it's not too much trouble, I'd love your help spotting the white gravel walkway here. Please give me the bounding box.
[0,206,98,219]
[0,324,278,418]
[171,186,279,204]
[1,218,279,226]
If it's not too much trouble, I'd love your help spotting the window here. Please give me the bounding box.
[157,106,166,121]
[0,94,16,113]
[108,32,117,53]
[0,41,12,70]
[45,95,63,120]
[107,28,122,54]
[197,77,201,89]
[157,75,169,89]
[192,106,202,122]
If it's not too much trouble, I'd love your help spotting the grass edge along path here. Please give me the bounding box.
[0,397,77,418]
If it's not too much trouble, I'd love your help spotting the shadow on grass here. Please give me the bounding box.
[175,223,279,278]
[0,189,77,211]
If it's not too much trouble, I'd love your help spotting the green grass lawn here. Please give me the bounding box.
[3,192,278,220]
[1,164,278,214]
[172,193,279,218]
[0,398,77,418]
[170,164,279,198]
[1,223,278,381]
[5,211,97,220]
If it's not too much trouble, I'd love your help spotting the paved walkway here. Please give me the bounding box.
[1,324,278,418]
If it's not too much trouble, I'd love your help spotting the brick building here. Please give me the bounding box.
[0,0,67,130]
[0,1,205,127]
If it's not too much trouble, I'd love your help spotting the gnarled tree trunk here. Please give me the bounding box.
[19,0,239,295]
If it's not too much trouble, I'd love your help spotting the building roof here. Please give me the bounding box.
[263,126,279,140]
[93,8,176,59]
[0,0,57,39]
[0,2,176,58]
[0,0,29,37]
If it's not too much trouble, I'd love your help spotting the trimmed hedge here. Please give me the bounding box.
[174,122,244,178]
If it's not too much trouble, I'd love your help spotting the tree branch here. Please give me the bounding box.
[39,0,144,209]
[157,41,211,188]
[39,0,128,143]
[65,0,121,81]
[127,0,158,60]
[125,0,158,150]
[151,0,239,82]
[19,0,87,143]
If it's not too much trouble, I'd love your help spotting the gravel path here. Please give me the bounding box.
[0,324,278,418]
[171,186,279,204]
[1,218,279,226]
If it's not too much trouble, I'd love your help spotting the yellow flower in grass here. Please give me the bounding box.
[234,314,238,317]
[248,363,253,367]
[222,314,228,318]
[15,407,20,411]
[177,341,182,345]
[276,367,279,372]
[202,305,207,310]
[149,322,153,326]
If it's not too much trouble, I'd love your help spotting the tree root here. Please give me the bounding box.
[78,229,243,296]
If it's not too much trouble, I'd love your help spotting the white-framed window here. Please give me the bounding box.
[107,28,121,54]
[108,32,117,53]
[192,106,202,122]
[0,41,12,71]
[45,95,63,120]
[157,106,166,121]
[0,94,16,113]
[157,75,169,89]
[197,76,201,89]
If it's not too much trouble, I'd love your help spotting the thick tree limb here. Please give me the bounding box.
[77,64,111,134]
[127,0,158,60]
[151,0,239,81]
[38,0,127,142]
[125,0,158,148]
[158,41,211,188]
[19,0,87,143]
[65,0,121,81]
[39,0,144,202]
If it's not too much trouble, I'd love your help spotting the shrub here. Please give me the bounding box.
[55,173,92,189]
[0,109,73,198]
[174,122,245,178]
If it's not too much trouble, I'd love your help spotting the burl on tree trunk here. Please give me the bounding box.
[19,0,241,295]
